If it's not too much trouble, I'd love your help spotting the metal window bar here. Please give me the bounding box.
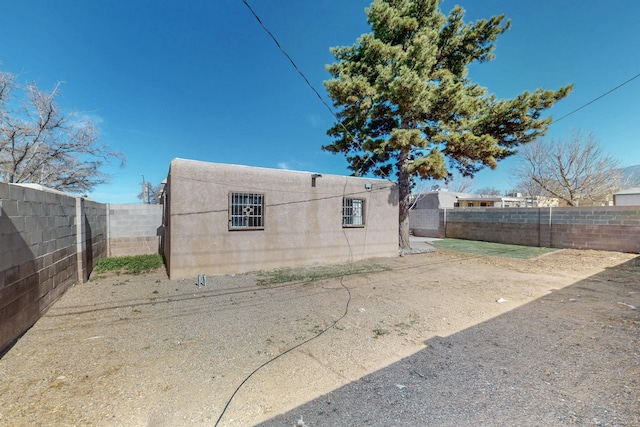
[230,192,264,229]
[343,198,364,226]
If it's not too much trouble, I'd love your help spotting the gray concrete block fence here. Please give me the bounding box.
[411,206,640,253]
[0,182,162,354]
[5,180,639,355]
[108,204,163,257]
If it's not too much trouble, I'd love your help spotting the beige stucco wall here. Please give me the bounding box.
[164,158,399,279]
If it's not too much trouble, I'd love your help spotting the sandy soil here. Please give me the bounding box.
[1,248,639,426]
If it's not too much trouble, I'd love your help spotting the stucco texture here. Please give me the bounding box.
[163,159,399,279]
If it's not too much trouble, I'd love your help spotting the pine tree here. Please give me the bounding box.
[323,0,572,249]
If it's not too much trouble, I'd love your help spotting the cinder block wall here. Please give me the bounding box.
[77,199,108,282]
[1,184,164,354]
[0,183,81,353]
[444,206,640,252]
[546,207,640,252]
[445,208,543,246]
[409,208,444,238]
[108,204,162,257]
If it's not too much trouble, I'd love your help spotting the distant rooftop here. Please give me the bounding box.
[614,187,640,195]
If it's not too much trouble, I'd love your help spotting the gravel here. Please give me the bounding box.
[1,249,638,426]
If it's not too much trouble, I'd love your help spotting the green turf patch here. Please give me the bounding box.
[94,254,164,275]
[431,239,557,259]
[256,263,390,286]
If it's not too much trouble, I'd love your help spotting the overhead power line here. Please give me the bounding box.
[242,0,640,133]
[554,72,640,124]
[240,0,390,180]
[241,0,338,123]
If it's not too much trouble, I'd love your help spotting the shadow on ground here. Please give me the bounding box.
[260,257,640,426]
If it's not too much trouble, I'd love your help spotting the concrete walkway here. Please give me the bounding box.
[407,236,440,253]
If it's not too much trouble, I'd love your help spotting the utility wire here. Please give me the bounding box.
[213,277,352,426]
[214,5,374,411]
[241,0,339,125]
[554,72,640,124]
[244,0,640,179]
[240,0,392,181]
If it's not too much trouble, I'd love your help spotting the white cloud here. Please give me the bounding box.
[277,162,290,170]
[306,114,322,128]
[73,112,104,125]
[68,112,104,133]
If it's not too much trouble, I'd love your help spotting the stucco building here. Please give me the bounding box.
[613,187,640,206]
[162,159,399,279]
[411,190,476,209]
[409,190,474,237]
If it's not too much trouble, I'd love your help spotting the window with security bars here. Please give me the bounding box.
[229,192,264,230]
[342,198,365,227]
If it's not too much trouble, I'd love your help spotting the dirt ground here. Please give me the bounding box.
[1,247,639,426]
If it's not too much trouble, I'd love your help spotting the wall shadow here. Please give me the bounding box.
[84,215,93,281]
[156,225,164,254]
[0,205,37,357]
[260,257,640,426]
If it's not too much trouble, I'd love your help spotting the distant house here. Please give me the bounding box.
[411,190,476,209]
[409,190,560,237]
[162,159,399,280]
[409,190,475,237]
[455,194,527,208]
[455,195,514,208]
[411,190,558,209]
[613,187,640,206]
[455,194,559,208]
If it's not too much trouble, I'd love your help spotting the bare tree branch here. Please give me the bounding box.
[510,130,627,206]
[475,186,501,196]
[446,175,475,193]
[0,70,125,193]
[137,181,164,204]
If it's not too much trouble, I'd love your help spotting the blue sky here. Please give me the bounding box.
[2,0,639,203]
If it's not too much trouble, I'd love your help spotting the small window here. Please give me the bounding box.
[467,202,474,207]
[343,198,365,227]
[480,202,487,207]
[229,192,264,230]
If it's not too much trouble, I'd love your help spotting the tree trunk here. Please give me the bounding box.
[398,149,412,251]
